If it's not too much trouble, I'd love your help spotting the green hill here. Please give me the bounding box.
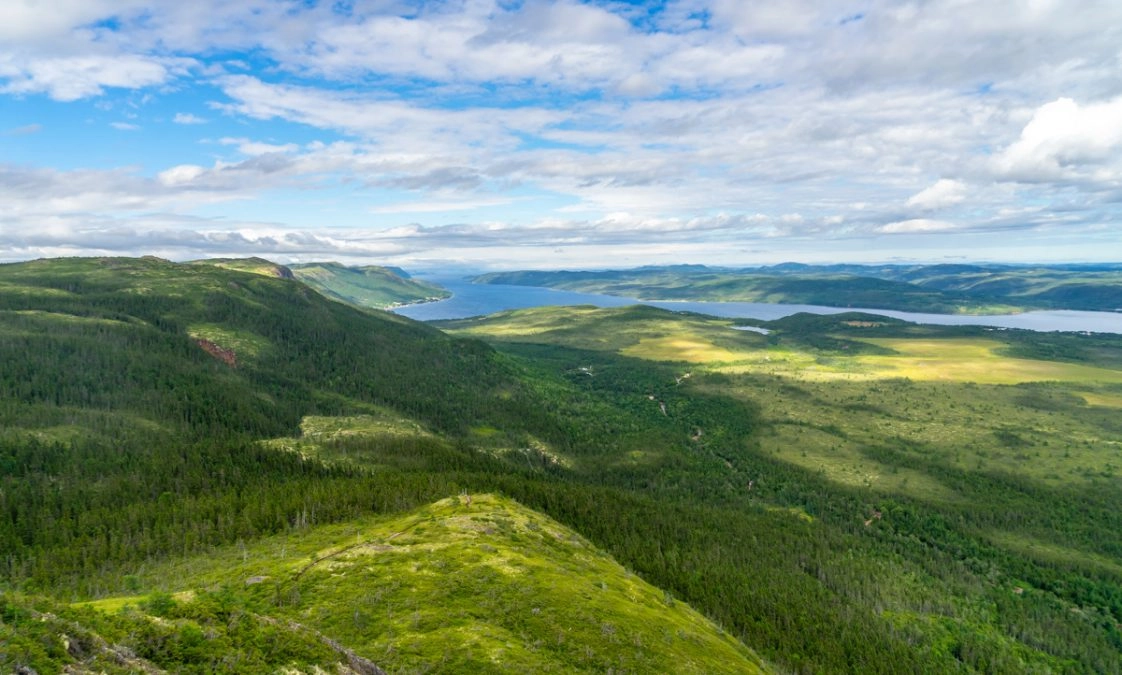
[56,494,765,674]
[290,261,450,309]
[0,256,557,591]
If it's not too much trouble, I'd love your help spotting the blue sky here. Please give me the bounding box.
[1,0,1120,270]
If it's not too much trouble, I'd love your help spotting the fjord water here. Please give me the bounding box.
[393,277,1122,334]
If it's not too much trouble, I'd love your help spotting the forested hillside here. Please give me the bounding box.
[0,257,551,590]
[3,257,1122,673]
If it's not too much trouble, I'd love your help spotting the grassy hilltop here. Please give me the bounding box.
[3,256,1122,673]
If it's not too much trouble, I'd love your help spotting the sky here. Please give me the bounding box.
[1,0,1121,271]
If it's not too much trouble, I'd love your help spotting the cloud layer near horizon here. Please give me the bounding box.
[1,1,1120,268]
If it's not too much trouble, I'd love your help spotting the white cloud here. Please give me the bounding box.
[219,137,299,156]
[370,197,519,215]
[173,112,206,125]
[0,53,190,101]
[158,164,207,187]
[993,96,1122,182]
[110,121,140,131]
[879,219,960,234]
[906,179,967,210]
[0,0,148,44]
[2,1,1121,265]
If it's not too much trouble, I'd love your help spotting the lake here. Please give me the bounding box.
[392,277,1122,334]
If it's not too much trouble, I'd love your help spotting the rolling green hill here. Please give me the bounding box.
[59,494,765,674]
[290,261,450,309]
[5,256,1122,673]
[3,494,766,674]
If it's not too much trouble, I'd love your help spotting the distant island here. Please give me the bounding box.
[475,263,1122,315]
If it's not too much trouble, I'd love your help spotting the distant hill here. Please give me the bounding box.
[290,261,450,309]
[476,262,1122,313]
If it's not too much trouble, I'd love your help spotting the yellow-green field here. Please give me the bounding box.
[445,306,1122,492]
[853,338,1122,384]
[1078,390,1122,407]
[623,332,1122,385]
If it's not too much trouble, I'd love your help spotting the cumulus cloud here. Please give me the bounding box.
[993,96,1122,183]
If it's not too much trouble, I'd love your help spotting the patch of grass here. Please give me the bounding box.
[984,530,1122,579]
[186,324,272,360]
[854,338,1122,384]
[1078,389,1122,408]
[299,412,434,440]
[758,423,958,501]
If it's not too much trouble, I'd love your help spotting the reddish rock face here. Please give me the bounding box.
[195,338,237,367]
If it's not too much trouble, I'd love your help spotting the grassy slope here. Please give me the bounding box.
[1,590,356,674]
[290,261,450,309]
[189,256,296,279]
[79,494,767,674]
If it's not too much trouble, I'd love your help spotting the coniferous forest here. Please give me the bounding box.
[3,256,1122,673]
